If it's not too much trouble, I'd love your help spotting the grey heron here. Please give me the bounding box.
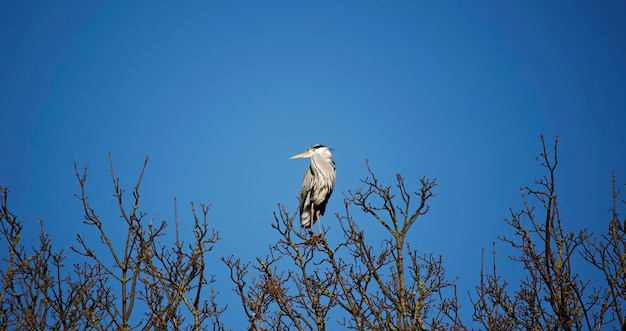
[290,144,336,228]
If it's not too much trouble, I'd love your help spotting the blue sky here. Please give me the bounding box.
[2,1,625,328]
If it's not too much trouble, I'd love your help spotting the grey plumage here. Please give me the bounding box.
[290,144,336,228]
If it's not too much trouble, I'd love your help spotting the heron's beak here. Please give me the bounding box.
[290,150,312,159]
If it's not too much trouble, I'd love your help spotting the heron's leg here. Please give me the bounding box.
[310,203,315,234]
[316,210,322,234]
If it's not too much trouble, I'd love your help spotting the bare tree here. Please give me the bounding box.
[470,135,625,331]
[225,160,463,331]
[224,205,337,331]
[0,187,114,331]
[0,202,56,331]
[0,154,226,330]
[71,153,225,330]
[3,136,625,330]
[140,199,225,331]
[580,172,626,330]
[336,161,463,331]
[0,185,30,329]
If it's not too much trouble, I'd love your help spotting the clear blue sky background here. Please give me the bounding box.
[1,1,625,328]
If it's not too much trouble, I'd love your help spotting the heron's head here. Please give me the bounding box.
[290,144,333,160]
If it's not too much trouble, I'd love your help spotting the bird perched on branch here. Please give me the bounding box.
[290,144,336,228]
